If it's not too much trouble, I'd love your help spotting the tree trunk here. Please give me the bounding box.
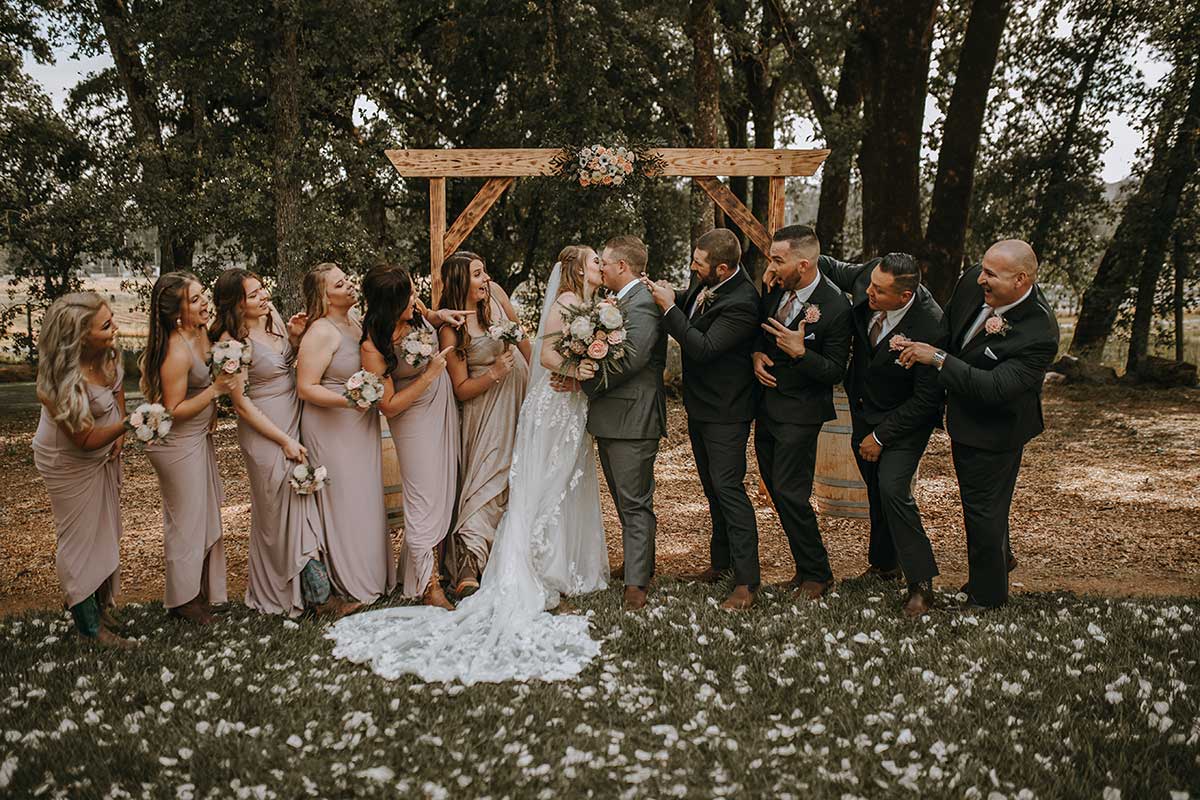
[268,0,304,314]
[688,0,721,244]
[815,24,865,260]
[717,0,753,247]
[1074,49,1200,362]
[1125,56,1200,375]
[1173,230,1188,363]
[921,0,1010,303]
[745,0,779,283]
[1027,9,1119,262]
[856,0,937,258]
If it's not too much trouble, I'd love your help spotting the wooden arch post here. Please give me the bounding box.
[384,147,830,304]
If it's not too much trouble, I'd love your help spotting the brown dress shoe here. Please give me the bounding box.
[623,586,648,610]
[686,567,731,584]
[795,579,834,601]
[168,598,216,626]
[316,596,363,620]
[859,565,904,581]
[720,585,755,610]
[95,626,137,649]
[902,583,934,618]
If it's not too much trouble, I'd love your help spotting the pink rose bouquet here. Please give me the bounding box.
[343,369,384,409]
[549,296,636,389]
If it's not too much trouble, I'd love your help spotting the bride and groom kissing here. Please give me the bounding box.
[327,231,750,684]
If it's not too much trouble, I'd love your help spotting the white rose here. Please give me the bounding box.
[419,343,434,356]
[157,419,172,437]
[405,339,421,353]
[569,316,595,340]
[129,412,144,428]
[135,425,154,442]
[314,466,327,481]
[148,403,165,414]
[598,305,623,330]
[292,464,309,481]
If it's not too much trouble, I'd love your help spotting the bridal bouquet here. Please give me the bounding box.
[125,403,173,445]
[344,370,384,409]
[209,339,252,380]
[552,297,634,389]
[400,327,437,367]
[289,463,329,495]
[488,319,527,347]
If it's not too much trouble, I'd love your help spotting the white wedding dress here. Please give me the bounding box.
[326,264,609,684]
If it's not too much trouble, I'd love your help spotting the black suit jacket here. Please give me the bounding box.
[939,265,1061,451]
[754,273,853,425]
[819,255,947,445]
[663,267,760,423]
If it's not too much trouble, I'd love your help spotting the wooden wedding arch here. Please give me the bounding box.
[384,147,830,304]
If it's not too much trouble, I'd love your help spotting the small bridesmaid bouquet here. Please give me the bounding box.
[488,319,527,348]
[289,463,329,495]
[209,339,253,379]
[125,403,173,445]
[401,327,437,367]
[343,370,384,409]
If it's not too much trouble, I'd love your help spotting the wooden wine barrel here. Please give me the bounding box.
[380,423,405,529]
[812,387,869,518]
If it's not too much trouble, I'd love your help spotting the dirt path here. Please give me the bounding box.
[2,384,1198,615]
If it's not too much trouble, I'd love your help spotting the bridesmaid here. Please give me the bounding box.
[32,293,132,647]
[438,251,531,597]
[295,262,395,606]
[140,272,236,625]
[360,266,458,610]
[210,269,352,618]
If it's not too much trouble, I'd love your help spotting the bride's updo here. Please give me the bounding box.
[555,245,590,299]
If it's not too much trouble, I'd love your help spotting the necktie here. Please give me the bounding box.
[963,306,994,346]
[868,312,886,347]
[775,291,797,324]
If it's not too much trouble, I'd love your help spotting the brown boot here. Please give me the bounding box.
[422,567,455,610]
[95,626,136,649]
[168,598,215,626]
[720,585,755,610]
[623,585,648,611]
[902,582,935,619]
[795,579,834,601]
[316,596,363,620]
[100,607,124,630]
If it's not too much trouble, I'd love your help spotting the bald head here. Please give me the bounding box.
[979,239,1037,308]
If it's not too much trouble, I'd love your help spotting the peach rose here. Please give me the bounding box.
[587,340,609,359]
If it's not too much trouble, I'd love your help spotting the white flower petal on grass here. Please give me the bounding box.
[356,767,394,782]
[0,755,17,789]
[1103,788,1121,800]
[287,735,303,748]
[1105,691,1123,704]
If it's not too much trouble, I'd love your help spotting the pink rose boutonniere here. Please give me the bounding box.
[984,314,1011,337]
[694,287,714,312]
[802,303,821,325]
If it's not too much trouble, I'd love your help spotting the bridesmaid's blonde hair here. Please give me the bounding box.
[301,262,340,331]
[37,292,119,434]
[555,245,591,301]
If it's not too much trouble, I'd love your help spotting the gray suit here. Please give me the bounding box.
[581,280,667,588]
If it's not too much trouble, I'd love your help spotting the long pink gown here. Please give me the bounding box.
[388,334,459,597]
[300,323,396,604]
[146,340,228,608]
[32,361,125,609]
[237,329,324,616]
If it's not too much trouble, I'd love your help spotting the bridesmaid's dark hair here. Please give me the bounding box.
[361,264,419,375]
[139,271,200,403]
[209,268,276,344]
[438,250,493,355]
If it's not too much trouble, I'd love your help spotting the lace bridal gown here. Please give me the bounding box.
[326,264,609,684]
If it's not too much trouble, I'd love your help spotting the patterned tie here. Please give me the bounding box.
[868,312,886,347]
[775,291,797,324]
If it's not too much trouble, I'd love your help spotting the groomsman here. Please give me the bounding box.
[819,252,946,617]
[753,225,852,600]
[645,228,761,609]
[898,239,1059,609]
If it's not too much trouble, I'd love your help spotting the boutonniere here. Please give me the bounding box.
[984,314,1011,337]
[695,287,714,311]
[801,302,821,325]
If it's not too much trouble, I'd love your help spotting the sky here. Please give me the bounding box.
[23,44,1171,185]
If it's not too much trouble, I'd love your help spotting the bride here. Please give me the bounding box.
[326,245,610,684]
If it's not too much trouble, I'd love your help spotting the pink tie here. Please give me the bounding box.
[775,292,797,324]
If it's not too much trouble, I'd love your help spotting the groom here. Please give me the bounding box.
[576,235,667,610]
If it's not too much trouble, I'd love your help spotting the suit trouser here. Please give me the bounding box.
[754,416,832,583]
[596,436,660,588]
[951,440,1024,607]
[687,419,760,588]
[851,424,938,584]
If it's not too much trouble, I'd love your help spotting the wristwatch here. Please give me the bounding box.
[932,350,947,370]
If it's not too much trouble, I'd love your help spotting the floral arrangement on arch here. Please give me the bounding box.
[550,140,666,193]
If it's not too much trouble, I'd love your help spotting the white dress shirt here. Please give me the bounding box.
[963,286,1033,345]
[777,270,822,326]
[688,266,742,317]
[867,292,917,344]
[616,276,641,301]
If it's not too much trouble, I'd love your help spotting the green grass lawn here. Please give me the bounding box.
[1,581,1197,799]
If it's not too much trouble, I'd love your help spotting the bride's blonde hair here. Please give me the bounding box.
[36,292,119,434]
[555,245,591,300]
